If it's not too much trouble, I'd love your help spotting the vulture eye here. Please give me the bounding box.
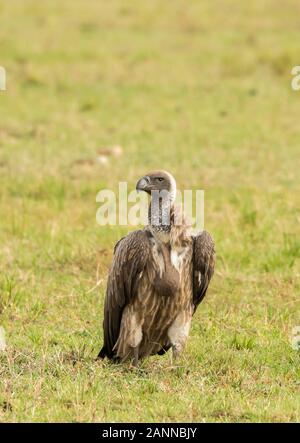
[156,177,164,182]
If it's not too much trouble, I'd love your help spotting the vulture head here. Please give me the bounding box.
[136,170,177,203]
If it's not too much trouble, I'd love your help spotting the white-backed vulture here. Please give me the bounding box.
[98,170,215,365]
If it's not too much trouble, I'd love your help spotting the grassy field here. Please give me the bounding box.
[0,0,299,422]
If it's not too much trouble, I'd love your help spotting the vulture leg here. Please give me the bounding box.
[168,313,192,363]
[168,345,179,367]
[171,343,182,361]
[133,345,139,367]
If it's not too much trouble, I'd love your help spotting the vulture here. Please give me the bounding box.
[98,170,215,365]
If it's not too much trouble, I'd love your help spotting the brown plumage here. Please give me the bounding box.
[98,171,215,365]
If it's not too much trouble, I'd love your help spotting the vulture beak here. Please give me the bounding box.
[136,176,150,193]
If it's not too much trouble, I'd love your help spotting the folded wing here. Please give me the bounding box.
[192,231,215,312]
[98,229,151,359]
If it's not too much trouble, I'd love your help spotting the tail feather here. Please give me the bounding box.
[97,346,120,363]
[157,345,171,356]
[97,346,107,359]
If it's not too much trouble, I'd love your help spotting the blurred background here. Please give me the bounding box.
[0,0,299,422]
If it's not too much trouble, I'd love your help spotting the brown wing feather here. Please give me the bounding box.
[98,229,152,359]
[192,230,215,312]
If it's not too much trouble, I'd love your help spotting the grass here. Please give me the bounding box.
[0,0,299,422]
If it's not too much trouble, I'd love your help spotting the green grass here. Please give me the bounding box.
[0,0,299,422]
